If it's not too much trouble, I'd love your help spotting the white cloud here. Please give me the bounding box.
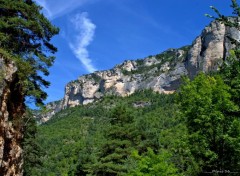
[35,0,93,19]
[69,12,97,73]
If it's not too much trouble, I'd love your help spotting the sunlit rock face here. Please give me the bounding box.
[40,19,239,122]
[0,56,24,176]
[61,47,189,109]
[186,19,239,77]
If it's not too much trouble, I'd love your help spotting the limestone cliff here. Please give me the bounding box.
[0,56,25,176]
[61,47,188,109]
[40,19,239,122]
[34,100,63,124]
[186,19,239,77]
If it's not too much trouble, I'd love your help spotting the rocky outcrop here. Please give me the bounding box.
[39,19,239,122]
[61,47,189,109]
[0,56,24,176]
[34,100,63,124]
[186,19,239,78]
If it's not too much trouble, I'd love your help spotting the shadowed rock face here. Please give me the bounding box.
[39,19,239,123]
[0,57,25,176]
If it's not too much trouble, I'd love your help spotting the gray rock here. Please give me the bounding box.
[41,19,240,122]
[186,19,239,78]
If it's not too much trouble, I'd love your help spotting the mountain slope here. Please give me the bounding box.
[39,19,239,123]
[36,91,180,175]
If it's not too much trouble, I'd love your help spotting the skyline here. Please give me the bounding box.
[34,0,233,104]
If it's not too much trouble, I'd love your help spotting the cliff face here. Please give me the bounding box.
[61,47,188,108]
[186,20,239,77]
[39,20,239,122]
[0,56,24,176]
[34,100,63,123]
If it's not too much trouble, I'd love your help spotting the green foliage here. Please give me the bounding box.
[207,0,240,31]
[0,0,59,105]
[161,124,200,175]
[90,73,102,83]
[178,73,240,173]
[34,90,195,175]
[37,115,92,175]
[218,51,240,106]
[0,70,3,81]
[32,72,240,175]
[126,148,181,176]
[207,1,240,103]
[22,110,43,176]
[90,104,136,175]
[135,59,144,66]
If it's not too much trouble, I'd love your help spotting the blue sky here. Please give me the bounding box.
[34,0,233,104]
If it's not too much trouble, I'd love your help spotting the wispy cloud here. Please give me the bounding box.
[35,0,52,18]
[35,0,93,19]
[69,12,97,73]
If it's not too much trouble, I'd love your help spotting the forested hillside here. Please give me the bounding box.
[31,91,187,175]
[28,81,240,175]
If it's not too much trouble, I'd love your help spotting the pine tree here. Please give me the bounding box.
[0,0,58,175]
[22,111,44,176]
[92,105,137,175]
[0,0,59,105]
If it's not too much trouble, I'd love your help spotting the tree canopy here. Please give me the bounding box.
[0,0,59,105]
[178,73,240,173]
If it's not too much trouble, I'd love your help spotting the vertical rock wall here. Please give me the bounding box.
[186,20,239,78]
[0,57,24,176]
